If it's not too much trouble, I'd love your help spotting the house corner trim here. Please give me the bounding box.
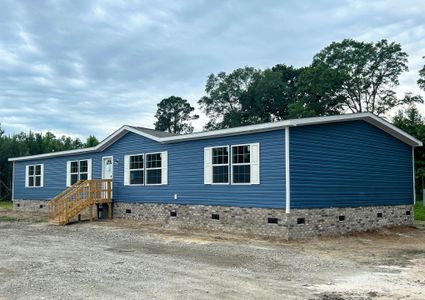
[285,127,290,213]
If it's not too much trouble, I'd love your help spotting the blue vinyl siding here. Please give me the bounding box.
[290,121,413,208]
[12,120,414,209]
[14,130,286,208]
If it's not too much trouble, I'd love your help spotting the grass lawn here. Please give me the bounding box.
[0,201,13,210]
[414,201,425,221]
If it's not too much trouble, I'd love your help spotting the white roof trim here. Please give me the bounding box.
[163,112,422,146]
[8,113,422,162]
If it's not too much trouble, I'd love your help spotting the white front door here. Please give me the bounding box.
[102,156,113,180]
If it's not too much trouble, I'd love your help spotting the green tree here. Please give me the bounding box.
[198,67,261,129]
[393,106,425,196]
[0,126,99,200]
[241,65,302,123]
[312,39,422,115]
[72,138,83,149]
[85,135,99,147]
[418,59,425,91]
[154,96,199,134]
[288,64,346,118]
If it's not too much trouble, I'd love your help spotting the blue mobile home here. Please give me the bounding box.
[9,113,422,239]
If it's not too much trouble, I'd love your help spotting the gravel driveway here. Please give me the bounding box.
[0,214,424,300]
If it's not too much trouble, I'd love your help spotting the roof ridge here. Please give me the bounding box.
[128,126,180,137]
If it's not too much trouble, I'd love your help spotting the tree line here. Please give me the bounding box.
[0,128,98,200]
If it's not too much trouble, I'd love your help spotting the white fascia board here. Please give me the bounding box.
[8,113,422,162]
[161,112,422,146]
[92,125,162,151]
[8,125,129,162]
[363,114,423,147]
[8,125,164,162]
[8,147,97,162]
[122,126,162,143]
[286,112,422,147]
[160,121,292,143]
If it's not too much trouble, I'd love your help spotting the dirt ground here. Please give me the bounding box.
[0,208,425,300]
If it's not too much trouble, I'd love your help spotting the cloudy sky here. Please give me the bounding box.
[0,0,424,140]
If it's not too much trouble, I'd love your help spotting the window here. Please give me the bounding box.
[146,153,162,185]
[129,154,144,185]
[204,143,260,185]
[212,146,229,183]
[26,164,43,188]
[232,145,251,184]
[67,160,91,186]
[124,151,167,186]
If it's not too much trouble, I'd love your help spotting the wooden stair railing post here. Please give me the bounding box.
[48,179,113,225]
[64,194,68,224]
[108,179,112,219]
[89,204,93,222]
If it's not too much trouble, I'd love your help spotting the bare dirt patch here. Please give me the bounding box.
[0,210,424,299]
[0,207,47,223]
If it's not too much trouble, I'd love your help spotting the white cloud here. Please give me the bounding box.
[0,0,424,140]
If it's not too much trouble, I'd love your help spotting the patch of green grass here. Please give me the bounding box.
[414,201,425,221]
[0,201,13,209]
[0,216,17,222]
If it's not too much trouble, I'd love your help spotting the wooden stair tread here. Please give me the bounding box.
[48,179,113,226]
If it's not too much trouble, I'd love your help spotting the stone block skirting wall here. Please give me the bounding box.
[13,200,413,239]
[12,199,105,222]
[114,202,414,239]
[13,199,49,213]
[287,205,413,239]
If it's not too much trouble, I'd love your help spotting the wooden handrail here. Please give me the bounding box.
[48,180,85,206]
[48,179,112,225]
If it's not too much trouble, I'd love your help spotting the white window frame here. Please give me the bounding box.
[210,145,230,185]
[231,144,252,185]
[125,152,167,186]
[25,164,44,188]
[67,159,91,186]
[204,143,260,185]
[127,154,145,186]
[69,161,79,185]
[145,152,163,186]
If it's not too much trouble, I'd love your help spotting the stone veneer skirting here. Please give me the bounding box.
[113,202,414,239]
[12,199,105,222]
[13,200,413,239]
[13,199,49,213]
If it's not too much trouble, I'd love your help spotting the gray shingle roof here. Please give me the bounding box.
[127,126,180,138]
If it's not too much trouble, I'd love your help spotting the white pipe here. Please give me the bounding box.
[412,147,416,205]
[12,161,15,201]
[285,127,290,213]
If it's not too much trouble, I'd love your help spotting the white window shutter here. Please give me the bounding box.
[87,159,92,180]
[40,164,44,187]
[204,147,212,184]
[66,161,71,187]
[25,165,29,188]
[161,151,168,185]
[124,155,130,186]
[250,143,260,184]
